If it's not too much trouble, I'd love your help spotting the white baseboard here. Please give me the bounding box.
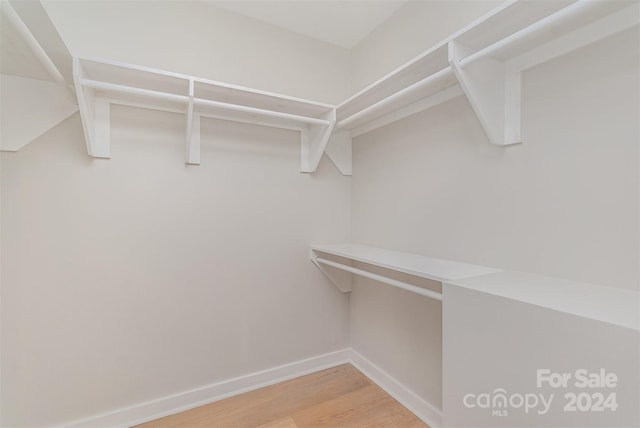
[59,348,442,428]
[349,349,443,428]
[61,349,350,428]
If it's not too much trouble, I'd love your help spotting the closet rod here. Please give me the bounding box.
[313,257,443,301]
[80,79,190,103]
[459,0,600,68]
[336,66,454,129]
[193,98,332,126]
[80,79,332,127]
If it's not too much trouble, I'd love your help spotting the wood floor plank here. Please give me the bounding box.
[135,364,429,428]
[255,417,298,428]
[290,384,425,428]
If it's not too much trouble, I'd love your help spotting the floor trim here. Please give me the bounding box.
[59,348,442,428]
[348,349,443,428]
[60,349,350,428]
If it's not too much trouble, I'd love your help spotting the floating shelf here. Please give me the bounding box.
[336,0,639,145]
[311,243,502,300]
[73,57,336,172]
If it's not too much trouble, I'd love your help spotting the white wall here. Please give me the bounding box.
[1,109,351,428]
[42,0,352,104]
[350,22,638,419]
[1,2,352,426]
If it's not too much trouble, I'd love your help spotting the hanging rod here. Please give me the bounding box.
[79,79,332,127]
[458,0,606,68]
[80,79,190,103]
[336,66,454,129]
[312,257,443,301]
[193,97,332,126]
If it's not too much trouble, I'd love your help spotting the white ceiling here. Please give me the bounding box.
[208,0,407,49]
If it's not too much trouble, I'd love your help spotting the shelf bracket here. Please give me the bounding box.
[325,129,352,176]
[185,79,200,165]
[448,41,521,146]
[300,109,336,173]
[73,61,110,158]
[73,58,110,158]
[311,253,352,293]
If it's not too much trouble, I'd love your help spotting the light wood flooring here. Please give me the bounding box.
[135,364,429,428]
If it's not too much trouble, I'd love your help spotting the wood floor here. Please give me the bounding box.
[135,364,428,428]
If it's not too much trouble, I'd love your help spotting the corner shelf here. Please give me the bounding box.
[311,243,502,300]
[335,0,639,148]
[73,57,336,172]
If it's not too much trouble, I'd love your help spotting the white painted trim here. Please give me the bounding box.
[60,349,350,428]
[349,349,443,428]
[56,348,443,428]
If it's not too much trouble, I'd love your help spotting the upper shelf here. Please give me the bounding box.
[336,0,639,139]
[77,57,334,129]
[74,57,337,171]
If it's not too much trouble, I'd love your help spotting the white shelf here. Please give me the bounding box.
[311,243,640,331]
[446,271,640,331]
[312,243,501,282]
[311,243,502,300]
[5,0,639,174]
[336,0,639,143]
[73,57,336,171]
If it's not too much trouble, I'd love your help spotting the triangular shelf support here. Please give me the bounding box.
[185,79,200,165]
[300,109,336,173]
[310,249,353,293]
[325,129,352,176]
[73,58,110,158]
[448,40,522,146]
[73,57,341,172]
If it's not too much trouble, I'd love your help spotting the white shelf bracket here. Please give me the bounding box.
[73,58,110,158]
[185,79,200,165]
[325,129,352,176]
[310,252,352,293]
[300,109,336,173]
[448,40,522,146]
